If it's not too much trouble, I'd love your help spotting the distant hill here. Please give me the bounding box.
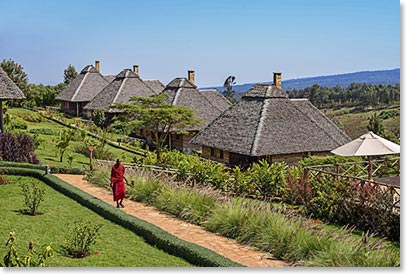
[202,68,400,96]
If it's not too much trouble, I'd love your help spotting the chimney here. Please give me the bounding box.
[133,65,139,75]
[188,70,195,84]
[95,60,100,72]
[273,72,282,89]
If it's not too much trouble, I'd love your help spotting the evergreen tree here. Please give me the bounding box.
[0,59,29,94]
[223,76,237,103]
[367,113,385,135]
[63,64,78,84]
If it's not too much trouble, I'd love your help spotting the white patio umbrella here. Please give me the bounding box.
[331,131,400,179]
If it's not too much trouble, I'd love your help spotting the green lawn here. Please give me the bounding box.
[0,175,192,267]
[7,108,139,167]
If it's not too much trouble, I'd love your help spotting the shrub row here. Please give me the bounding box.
[127,176,399,266]
[0,161,83,175]
[3,167,242,267]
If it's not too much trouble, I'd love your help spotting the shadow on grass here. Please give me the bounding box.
[12,209,44,216]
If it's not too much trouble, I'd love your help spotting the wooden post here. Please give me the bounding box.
[89,145,95,170]
[368,155,372,180]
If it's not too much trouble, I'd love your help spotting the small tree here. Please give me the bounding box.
[223,75,237,103]
[55,129,74,162]
[63,64,78,85]
[367,113,385,135]
[21,182,45,215]
[92,109,106,128]
[114,94,201,161]
[63,221,102,258]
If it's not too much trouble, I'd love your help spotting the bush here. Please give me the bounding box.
[21,112,44,123]
[0,133,39,164]
[2,232,54,267]
[128,176,161,204]
[379,109,399,120]
[63,221,103,258]
[21,182,45,215]
[28,128,57,135]
[299,155,362,167]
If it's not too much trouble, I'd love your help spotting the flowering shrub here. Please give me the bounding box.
[0,169,10,185]
[1,232,53,267]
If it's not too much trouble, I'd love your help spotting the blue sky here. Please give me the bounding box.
[0,0,400,87]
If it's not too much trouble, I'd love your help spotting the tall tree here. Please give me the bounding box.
[367,113,385,136]
[113,94,201,161]
[0,59,29,94]
[63,64,78,84]
[223,75,237,103]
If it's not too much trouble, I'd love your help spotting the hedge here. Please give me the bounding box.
[3,167,242,267]
[0,161,83,175]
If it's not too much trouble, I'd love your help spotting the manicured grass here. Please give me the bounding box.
[0,175,192,267]
[7,108,138,167]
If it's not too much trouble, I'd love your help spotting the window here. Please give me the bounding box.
[219,150,224,159]
[210,147,215,157]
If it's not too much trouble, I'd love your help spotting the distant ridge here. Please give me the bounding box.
[202,68,400,95]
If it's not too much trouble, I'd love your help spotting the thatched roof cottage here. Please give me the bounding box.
[55,61,110,116]
[0,67,26,132]
[156,70,232,152]
[190,73,351,166]
[83,67,156,119]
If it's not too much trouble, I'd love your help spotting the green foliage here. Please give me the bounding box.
[67,154,74,167]
[128,176,161,203]
[25,83,66,108]
[2,232,54,267]
[4,113,27,130]
[288,83,400,108]
[246,160,287,199]
[92,109,106,128]
[54,129,74,162]
[29,128,57,135]
[0,58,29,94]
[21,182,45,215]
[63,221,103,258]
[298,155,362,167]
[379,109,399,120]
[223,75,237,103]
[367,113,385,135]
[153,184,219,225]
[114,93,201,161]
[63,64,78,85]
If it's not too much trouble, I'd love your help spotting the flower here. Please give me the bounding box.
[95,250,99,254]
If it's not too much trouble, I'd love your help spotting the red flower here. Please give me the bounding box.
[95,251,99,254]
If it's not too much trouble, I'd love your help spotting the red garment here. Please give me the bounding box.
[110,163,126,201]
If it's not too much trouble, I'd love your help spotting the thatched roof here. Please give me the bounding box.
[55,65,109,102]
[161,78,231,131]
[84,69,155,113]
[144,80,164,93]
[200,89,232,112]
[0,67,26,99]
[103,75,116,83]
[190,83,351,156]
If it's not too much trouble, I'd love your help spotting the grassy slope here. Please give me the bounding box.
[7,108,137,167]
[324,106,400,139]
[0,175,192,267]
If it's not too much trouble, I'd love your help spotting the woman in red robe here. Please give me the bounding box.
[110,159,126,208]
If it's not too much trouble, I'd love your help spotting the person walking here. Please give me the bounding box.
[110,159,126,208]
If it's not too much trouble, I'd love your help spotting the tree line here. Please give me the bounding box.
[287,83,400,108]
[1,59,77,108]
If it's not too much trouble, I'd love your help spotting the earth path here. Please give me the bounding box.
[54,174,289,268]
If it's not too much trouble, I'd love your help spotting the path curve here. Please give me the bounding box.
[54,174,289,268]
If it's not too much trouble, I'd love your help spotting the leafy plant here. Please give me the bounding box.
[21,182,45,215]
[63,221,103,258]
[2,232,54,267]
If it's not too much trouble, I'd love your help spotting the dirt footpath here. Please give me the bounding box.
[54,174,289,267]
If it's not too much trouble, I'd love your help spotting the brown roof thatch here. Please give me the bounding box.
[161,78,231,131]
[144,80,165,93]
[199,89,232,112]
[103,75,116,83]
[55,65,109,102]
[84,69,155,113]
[0,67,25,99]
[190,83,351,156]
